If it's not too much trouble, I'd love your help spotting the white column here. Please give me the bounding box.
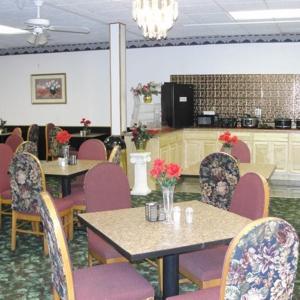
[130,152,151,195]
[109,23,127,135]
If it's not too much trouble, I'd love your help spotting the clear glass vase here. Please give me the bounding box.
[61,144,70,162]
[162,185,175,224]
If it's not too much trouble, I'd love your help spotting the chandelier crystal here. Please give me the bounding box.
[132,0,178,40]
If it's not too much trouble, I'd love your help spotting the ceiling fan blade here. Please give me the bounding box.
[48,25,90,34]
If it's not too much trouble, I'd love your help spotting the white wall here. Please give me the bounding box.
[1,42,300,126]
[0,50,110,126]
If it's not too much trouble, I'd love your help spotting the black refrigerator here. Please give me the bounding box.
[161,82,194,128]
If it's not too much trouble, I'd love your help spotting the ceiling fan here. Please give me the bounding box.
[24,0,90,46]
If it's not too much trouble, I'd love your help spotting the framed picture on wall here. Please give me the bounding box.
[31,73,67,104]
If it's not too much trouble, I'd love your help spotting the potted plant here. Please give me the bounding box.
[80,118,91,136]
[130,122,155,150]
[131,81,161,103]
[218,131,238,154]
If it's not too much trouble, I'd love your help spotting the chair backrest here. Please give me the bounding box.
[200,152,240,210]
[49,126,62,158]
[78,139,107,160]
[229,172,269,220]
[12,127,22,137]
[39,191,75,300]
[84,162,130,212]
[45,123,55,159]
[16,141,38,157]
[108,145,121,164]
[231,140,251,163]
[0,144,13,193]
[220,217,299,299]
[5,134,24,152]
[27,124,39,144]
[9,152,46,214]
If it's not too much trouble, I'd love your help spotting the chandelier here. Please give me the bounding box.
[132,0,178,40]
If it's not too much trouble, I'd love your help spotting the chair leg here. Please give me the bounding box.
[68,212,73,241]
[53,287,60,300]
[11,211,17,251]
[88,252,93,267]
[157,257,163,293]
[0,202,2,230]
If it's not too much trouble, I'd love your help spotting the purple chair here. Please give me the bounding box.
[71,139,107,213]
[230,139,251,163]
[9,152,74,251]
[77,139,107,160]
[39,191,154,300]
[179,172,270,289]
[5,134,24,152]
[169,217,299,300]
[84,162,130,266]
[12,127,22,137]
[0,144,13,229]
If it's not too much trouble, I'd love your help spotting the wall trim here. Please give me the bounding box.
[2,33,300,56]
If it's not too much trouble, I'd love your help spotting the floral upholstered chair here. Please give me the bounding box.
[169,217,299,300]
[39,191,154,300]
[27,124,39,146]
[45,122,55,161]
[16,141,38,157]
[9,152,73,251]
[200,152,239,210]
[49,126,62,159]
[108,145,121,165]
[179,172,270,290]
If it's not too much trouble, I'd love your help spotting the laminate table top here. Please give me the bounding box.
[182,162,276,180]
[79,200,251,298]
[41,159,101,177]
[41,159,102,196]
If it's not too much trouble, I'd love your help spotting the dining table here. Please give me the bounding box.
[78,200,251,299]
[182,162,276,180]
[41,159,102,196]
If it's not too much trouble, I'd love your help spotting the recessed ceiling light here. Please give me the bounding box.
[0,25,27,34]
[230,9,300,20]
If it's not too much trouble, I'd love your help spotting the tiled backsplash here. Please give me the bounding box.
[171,74,300,123]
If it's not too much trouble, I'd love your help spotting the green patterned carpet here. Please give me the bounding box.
[0,191,299,299]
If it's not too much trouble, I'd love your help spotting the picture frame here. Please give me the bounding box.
[31,73,67,104]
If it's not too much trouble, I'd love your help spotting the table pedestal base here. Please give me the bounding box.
[130,152,151,195]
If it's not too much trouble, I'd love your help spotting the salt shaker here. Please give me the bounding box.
[185,207,193,224]
[173,206,181,224]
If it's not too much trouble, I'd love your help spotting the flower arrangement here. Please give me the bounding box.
[56,130,71,145]
[80,118,91,130]
[131,122,154,144]
[218,131,238,148]
[150,159,181,187]
[131,81,161,97]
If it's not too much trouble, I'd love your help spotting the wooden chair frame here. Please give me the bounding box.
[11,153,73,253]
[179,171,270,289]
[45,123,55,161]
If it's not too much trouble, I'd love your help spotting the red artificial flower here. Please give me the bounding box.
[56,130,71,144]
[80,118,91,127]
[218,131,238,146]
[166,163,181,179]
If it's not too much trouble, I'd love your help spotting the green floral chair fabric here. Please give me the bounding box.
[16,141,38,157]
[39,192,68,300]
[9,152,43,214]
[224,217,299,299]
[200,152,239,210]
[49,126,62,158]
